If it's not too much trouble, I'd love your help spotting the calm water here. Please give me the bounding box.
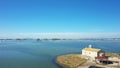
[0,40,120,68]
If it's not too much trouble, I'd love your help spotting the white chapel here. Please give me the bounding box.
[82,45,105,60]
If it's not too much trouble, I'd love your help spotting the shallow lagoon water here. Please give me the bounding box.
[0,40,120,68]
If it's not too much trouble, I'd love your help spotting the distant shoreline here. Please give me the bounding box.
[0,38,120,41]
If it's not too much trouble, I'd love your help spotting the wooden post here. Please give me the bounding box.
[118,61,119,68]
[117,56,119,68]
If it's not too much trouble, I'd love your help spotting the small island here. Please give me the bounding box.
[56,45,120,68]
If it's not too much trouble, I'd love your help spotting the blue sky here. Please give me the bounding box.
[0,0,120,38]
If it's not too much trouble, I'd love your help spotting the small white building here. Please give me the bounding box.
[82,45,105,60]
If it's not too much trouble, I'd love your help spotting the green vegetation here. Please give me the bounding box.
[106,52,120,58]
[51,38,61,40]
[36,38,41,41]
[56,54,87,68]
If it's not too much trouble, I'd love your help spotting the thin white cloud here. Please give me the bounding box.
[0,32,120,39]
